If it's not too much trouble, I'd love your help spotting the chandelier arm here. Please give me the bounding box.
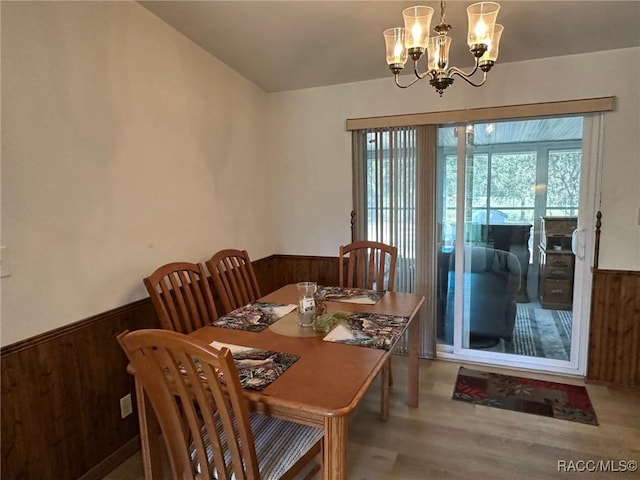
[413,62,432,81]
[450,69,488,88]
[446,56,481,81]
[394,74,424,89]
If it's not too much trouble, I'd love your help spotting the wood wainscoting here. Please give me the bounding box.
[255,254,341,292]
[0,254,341,480]
[3,255,637,479]
[0,299,160,480]
[587,269,640,387]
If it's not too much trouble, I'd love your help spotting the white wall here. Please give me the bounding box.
[1,2,273,346]
[267,48,640,268]
[2,1,638,348]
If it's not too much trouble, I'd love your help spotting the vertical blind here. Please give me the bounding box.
[364,127,416,292]
[352,126,437,358]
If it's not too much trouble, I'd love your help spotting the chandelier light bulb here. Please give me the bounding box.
[480,23,503,68]
[412,23,423,45]
[402,5,434,54]
[474,18,488,42]
[394,41,404,60]
[384,27,408,73]
[467,2,500,51]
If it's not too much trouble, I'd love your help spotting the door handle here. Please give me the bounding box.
[572,228,586,259]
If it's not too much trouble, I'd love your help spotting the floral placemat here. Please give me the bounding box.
[210,302,296,332]
[210,341,299,391]
[317,286,385,305]
[322,312,409,350]
[176,342,298,392]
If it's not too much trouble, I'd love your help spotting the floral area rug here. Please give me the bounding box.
[452,367,598,425]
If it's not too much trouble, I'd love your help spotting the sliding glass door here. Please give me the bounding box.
[353,109,604,374]
[436,115,597,373]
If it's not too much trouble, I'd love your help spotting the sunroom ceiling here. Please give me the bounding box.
[439,117,584,148]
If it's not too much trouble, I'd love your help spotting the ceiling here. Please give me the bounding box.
[438,117,583,147]
[139,1,640,93]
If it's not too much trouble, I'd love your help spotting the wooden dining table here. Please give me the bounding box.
[135,283,425,480]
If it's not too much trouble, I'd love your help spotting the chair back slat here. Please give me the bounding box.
[144,262,218,333]
[339,241,398,291]
[117,329,261,480]
[206,249,261,313]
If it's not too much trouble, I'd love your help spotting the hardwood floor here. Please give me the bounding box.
[103,358,640,480]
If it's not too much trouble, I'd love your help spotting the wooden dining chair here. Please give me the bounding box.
[143,262,218,334]
[338,240,398,421]
[205,249,262,314]
[117,329,322,480]
[339,240,398,292]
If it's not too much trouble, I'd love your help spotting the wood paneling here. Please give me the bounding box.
[250,255,278,295]
[0,254,340,479]
[253,254,341,293]
[588,269,640,387]
[1,299,160,480]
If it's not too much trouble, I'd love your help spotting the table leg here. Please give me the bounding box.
[407,314,420,408]
[135,378,162,480]
[323,415,348,480]
[380,360,390,421]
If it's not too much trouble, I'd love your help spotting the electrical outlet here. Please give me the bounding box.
[120,394,133,419]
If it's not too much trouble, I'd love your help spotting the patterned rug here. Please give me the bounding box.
[452,367,598,425]
[504,305,572,359]
[440,279,573,360]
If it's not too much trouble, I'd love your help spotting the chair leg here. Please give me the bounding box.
[301,462,321,480]
[388,356,393,387]
[300,442,323,480]
[282,441,322,480]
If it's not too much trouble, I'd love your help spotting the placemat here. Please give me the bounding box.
[177,342,298,391]
[322,311,408,350]
[210,341,299,391]
[210,302,296,332]
[317,286,385,305]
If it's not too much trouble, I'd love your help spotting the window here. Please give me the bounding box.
[546,149,581,217]
[439,117,584,255]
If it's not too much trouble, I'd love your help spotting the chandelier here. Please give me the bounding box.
[384,1,503,95]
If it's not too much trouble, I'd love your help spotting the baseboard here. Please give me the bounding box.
[77,436,141,480]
